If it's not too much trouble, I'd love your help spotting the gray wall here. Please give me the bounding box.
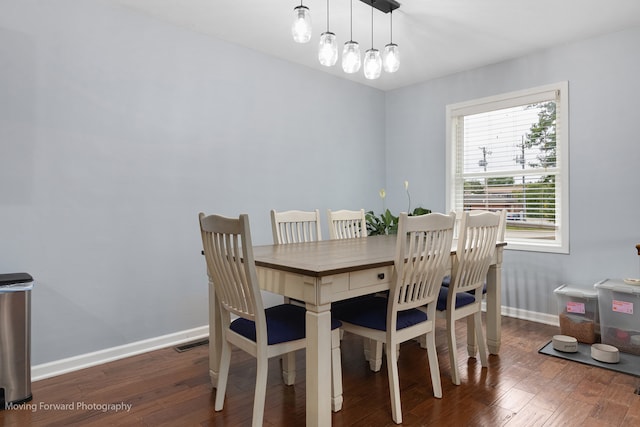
[385,26,640,317]
[0,1,385,364]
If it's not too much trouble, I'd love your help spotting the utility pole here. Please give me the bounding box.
[478,146,491,172]
[515,136,526,219]
[479,146,491,209]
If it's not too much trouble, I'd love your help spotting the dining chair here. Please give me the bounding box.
[327,208,385,368]
[449,208,506,241]
[441,209,506,292]
[199,213,344,426]
[333,212,456,424]
[270,208,323,382]
[436,210,501,386]
[327,209,367,239]
[270,209,322,244]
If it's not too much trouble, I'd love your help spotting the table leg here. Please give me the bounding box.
[208,279,222,388]
[306,303,332,427]
[485,257,502,355]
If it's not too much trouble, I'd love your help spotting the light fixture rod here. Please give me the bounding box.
[389,9,393,43]
[350,0,353,40]
[370,1,374,49]
[358,0,400,14]
[326,0,330,32]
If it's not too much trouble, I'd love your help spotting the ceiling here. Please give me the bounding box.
[113,0,640,91]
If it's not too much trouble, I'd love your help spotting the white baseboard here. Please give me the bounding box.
[32,325,209,382]
[501,305,559,326]
[32,304,559,382]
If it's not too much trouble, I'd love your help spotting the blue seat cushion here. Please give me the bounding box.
[441,275,486,294]
[331,294,379,310]
[436,286,477,311]
[442,275,451,287]
[332,296,427,332]
[230,304,341,345]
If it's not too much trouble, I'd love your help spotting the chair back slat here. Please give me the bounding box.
[390,212,456,321]
[271,209,322,244]
[452,211,501,295]
[328,209,367,239]
[199,213,264,323]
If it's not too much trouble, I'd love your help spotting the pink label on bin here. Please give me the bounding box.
[566,302,585,314]
[612,300,634,315]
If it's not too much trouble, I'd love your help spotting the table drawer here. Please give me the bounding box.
[349,266,392,290]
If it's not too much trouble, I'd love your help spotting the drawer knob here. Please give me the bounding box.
[377,273,385,280]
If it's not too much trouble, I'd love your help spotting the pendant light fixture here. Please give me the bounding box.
[291,1,312,44]
[383,9,400,72]
[318,0,338,66]
[363,1,382,80]
[342,0,361,73]
[289,0,400,78]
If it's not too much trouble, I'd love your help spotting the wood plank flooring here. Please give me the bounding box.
[2,316,640,426]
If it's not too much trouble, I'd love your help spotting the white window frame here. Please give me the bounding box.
[445,82,569,253]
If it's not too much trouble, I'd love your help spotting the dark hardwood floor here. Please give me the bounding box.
[2,316,640,426]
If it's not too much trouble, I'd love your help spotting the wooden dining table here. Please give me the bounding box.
[206,234,506,427]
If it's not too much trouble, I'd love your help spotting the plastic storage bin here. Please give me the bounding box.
[554,284,599,343]
[0,273,33,410]
[594,279,640,355]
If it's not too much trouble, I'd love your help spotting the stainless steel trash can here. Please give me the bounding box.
[0,273,33,410]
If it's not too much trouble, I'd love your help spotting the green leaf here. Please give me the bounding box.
[366,207,430,235]
[411,207,432,216]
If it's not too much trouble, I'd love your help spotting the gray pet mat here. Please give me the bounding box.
[538,341,640,377]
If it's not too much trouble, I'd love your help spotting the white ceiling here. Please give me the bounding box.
[113,0,640,91]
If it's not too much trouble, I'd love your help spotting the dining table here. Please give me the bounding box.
[206,234,506,427]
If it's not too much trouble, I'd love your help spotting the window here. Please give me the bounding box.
[446,82,569,253]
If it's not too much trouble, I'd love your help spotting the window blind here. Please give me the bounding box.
[447,82,568,252]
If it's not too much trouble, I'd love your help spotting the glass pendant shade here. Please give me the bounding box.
[364,48,382,80]
[342,41,361,73]
[383,43,400,73]
[318,32,338,66]
[292,5,312,43]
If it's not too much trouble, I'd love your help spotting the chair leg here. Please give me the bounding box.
[447,316,461,385]
[252,355,268,427]
[368,340,383,372]
[331,329,343,412]
[386,339,402,424]
[282,352,296,385]
[417,334,427,348]
[474,312,488,367]
[466,315,478,357]
[214,339,232,411]
[425,330,442,398]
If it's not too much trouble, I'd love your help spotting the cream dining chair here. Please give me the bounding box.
[327,208,385,369]
[440,208,506,293]
[435,210,501,385]
[327,209,367,239]
[332,212,456,424]
[270,208,324,382]
[199,213,343,426]
[271,209,322,244]
[454,209,506,241]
